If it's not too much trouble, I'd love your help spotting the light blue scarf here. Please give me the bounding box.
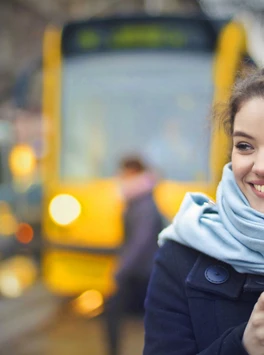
[158,163,264,274]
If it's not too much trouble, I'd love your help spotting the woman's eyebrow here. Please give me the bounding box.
[232,131,254,139]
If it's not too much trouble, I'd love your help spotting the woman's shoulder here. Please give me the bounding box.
[155,240,201,283]
[157,239,200,264]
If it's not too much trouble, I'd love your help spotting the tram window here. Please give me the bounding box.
[60,51,213,181]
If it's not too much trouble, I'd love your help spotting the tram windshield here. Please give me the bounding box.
[60,51,213,181]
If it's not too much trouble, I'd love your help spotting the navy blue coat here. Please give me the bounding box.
[143,240,264,354]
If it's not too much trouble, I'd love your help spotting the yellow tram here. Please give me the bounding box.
[41,14,249,299]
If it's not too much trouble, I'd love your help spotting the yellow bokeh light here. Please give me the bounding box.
[0,201,18,236]
[49,194,81,226]
[0,213,18,236]
[9,144,36,177]
[0,272,22,298]
[0,256,37,298]
[72,289,104,318]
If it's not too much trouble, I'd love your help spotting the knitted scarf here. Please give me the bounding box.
[158,163,264,274]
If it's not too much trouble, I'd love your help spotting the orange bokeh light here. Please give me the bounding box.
[16,223,34,244]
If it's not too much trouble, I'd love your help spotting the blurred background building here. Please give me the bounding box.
[0,0,200,109]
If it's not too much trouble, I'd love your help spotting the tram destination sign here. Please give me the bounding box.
[62,16,218,57]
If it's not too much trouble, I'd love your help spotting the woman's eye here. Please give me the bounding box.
[235,142,253,151]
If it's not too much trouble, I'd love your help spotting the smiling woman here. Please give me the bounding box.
[143,68,264,355]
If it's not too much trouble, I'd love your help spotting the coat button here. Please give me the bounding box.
[205,265,229,284]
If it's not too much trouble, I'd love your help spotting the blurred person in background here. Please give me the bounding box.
[144,69,264,355]
[104,155,164,355]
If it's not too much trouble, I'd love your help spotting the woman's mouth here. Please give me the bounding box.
[254,184,264,192]
[249,183,264,197]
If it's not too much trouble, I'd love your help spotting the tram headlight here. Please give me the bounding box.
[49,194,81,226]
[71,289,104,318]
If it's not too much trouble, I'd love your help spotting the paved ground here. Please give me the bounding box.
[13,313,144,355]
[0,283,144,355]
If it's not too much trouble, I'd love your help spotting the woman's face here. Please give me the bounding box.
[232,97,264,213]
